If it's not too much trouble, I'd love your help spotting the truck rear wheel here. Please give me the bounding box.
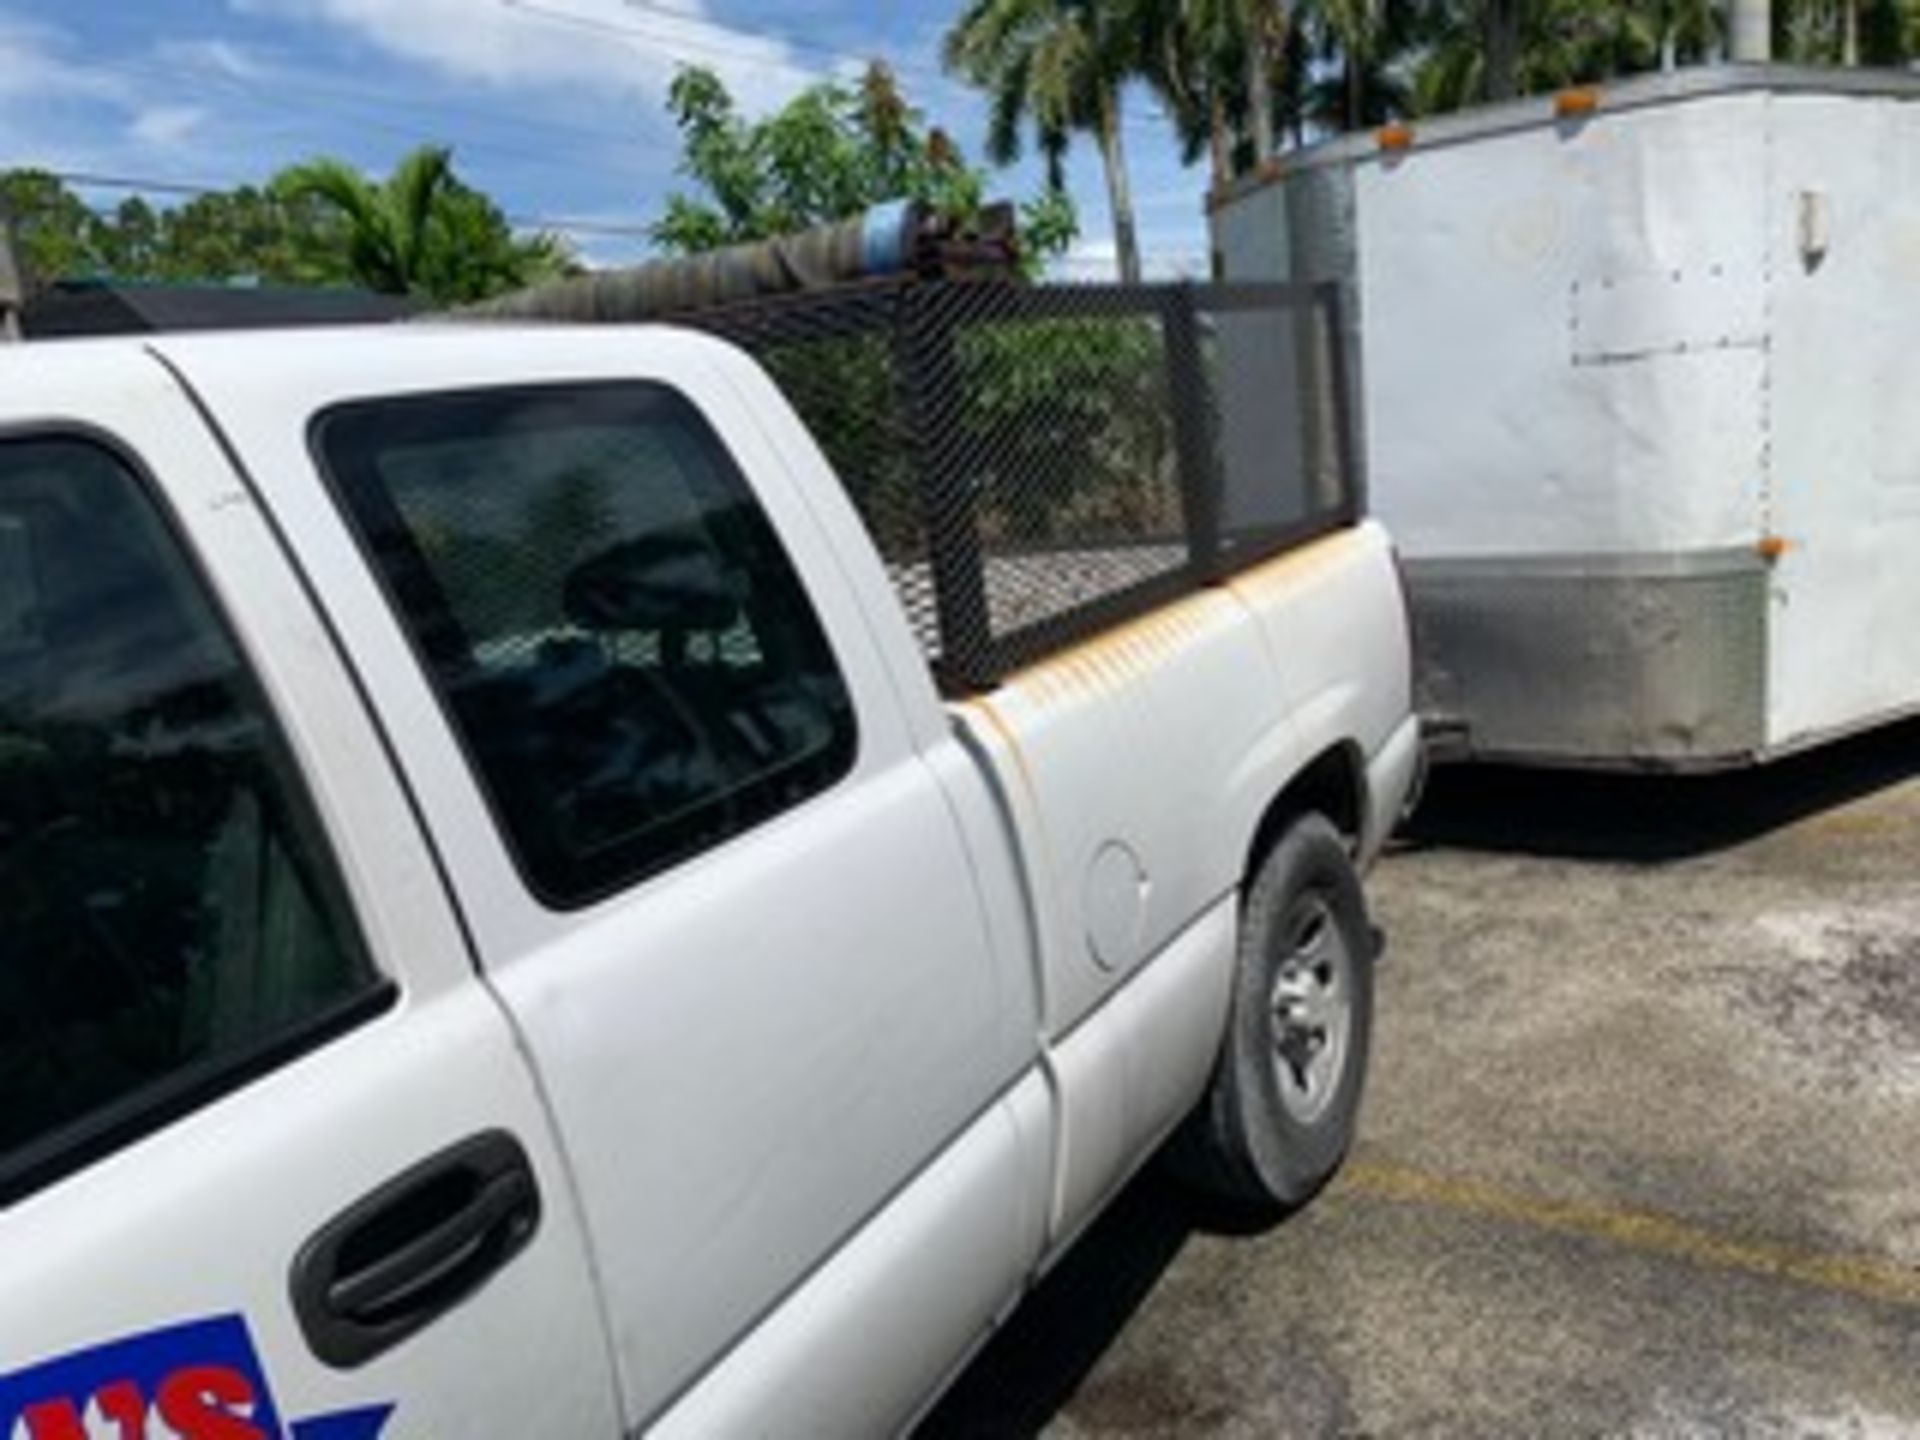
[1171,813,1374,1216]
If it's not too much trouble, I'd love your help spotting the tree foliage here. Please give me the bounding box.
[1133,0,1920,196]
[943,0,1147,281]
[958,316,1180,539]
[150,186,352,285]
[1,150,570,304]
[273,146,572,303]
[1773,0,1916,61]
[0,171,202,285]
[650,60,1072,270]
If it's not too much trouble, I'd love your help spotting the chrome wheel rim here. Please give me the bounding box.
[1267,891,1352,1125]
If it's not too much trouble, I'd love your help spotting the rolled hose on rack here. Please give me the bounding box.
[452,199,996,324]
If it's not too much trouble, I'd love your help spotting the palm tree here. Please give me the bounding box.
[1139,0,1296,193]
[1143,0,1245,188]
[275,146,458,296]
[1318,0,1386,127]
[1772,0,1920,62]
[1242,0,1287,160]
[1410,0,1664,115]
[945,0,1147,283]
[1294,0,1418,129]
[275,146,570,304]
[1409,0,1768,118]
[1484,0,1521,100]
[1626,0,1719,67]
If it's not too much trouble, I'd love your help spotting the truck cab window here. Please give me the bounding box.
[315,383,857,908]
[0,437,378,1200]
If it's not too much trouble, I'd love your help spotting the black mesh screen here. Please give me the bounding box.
[687,279,1359,692]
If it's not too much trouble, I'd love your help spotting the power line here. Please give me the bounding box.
[95,4,1058,179]
[506,0,1182,134]
[65,47,644,154]
[615,0,1187,130]
[510,214,653,238]
[618,0,948,76]
[38,171,220,200]
[75,51,607,172]
[33,10,1188,221]
[15,4,1199,240]
[25,168,656,241]
[190,64,637,152]
[503,0,830,78]
[514,214,656,237]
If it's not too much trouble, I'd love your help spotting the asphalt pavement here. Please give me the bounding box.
[921,719,1920,1438]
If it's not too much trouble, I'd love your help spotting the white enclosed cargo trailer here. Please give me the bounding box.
[1212,65,1920,769]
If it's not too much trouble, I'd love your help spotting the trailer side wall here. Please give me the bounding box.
[1218,81,1821,764]
[1766,93,1920,750]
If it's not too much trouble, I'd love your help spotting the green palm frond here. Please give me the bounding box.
[943,0,1150,279]
[386,145,453,285]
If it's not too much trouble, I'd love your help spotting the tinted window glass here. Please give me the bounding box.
[316,383,857,906]
[0,437,379,1194]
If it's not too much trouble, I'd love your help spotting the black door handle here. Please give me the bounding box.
[292,1130,542,1368]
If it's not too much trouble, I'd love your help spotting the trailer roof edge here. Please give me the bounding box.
[1207,64,1920,211]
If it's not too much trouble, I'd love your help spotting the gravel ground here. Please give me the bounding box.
[921,718,1920,1439]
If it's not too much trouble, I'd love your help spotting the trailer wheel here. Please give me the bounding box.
[1171,813,1375,1215]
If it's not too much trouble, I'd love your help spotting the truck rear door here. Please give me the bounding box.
[155,326,1049,1436]
[0,348,620,1438]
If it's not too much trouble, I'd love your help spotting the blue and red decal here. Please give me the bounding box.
[2,1315,392,1440]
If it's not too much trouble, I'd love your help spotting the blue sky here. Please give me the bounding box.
[1,0,1214,277]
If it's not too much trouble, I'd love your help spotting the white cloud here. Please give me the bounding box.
[128,104,209,149]
[1135,184,1208,215]
[0,15,128,104]
[1054,236,1119,278]
[0,14,140,175]
[0,14,315,183]
[565,233,651,269]
[1051,233,1209,282]
[153,37,271,82]
[227,0,819,110]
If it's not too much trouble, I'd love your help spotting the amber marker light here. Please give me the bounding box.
[1757,535,1789,562]
[1378,122,1415,153]
[1555,86,1602,118]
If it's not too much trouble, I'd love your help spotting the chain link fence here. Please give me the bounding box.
[687,277,1361,692]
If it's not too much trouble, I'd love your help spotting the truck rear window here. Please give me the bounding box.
[314,382,858,908]
[0,435,382,1201]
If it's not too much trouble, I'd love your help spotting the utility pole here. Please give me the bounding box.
[0,196,21,342]
[1730,0,1772,62]
[1484,0,1519,101]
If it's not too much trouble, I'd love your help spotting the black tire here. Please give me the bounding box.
[1169,812,1375,1216]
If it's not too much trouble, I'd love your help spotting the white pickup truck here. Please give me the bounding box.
[0,306,1416,1438]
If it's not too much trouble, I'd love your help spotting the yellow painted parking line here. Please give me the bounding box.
[1339,1158,1920,1309]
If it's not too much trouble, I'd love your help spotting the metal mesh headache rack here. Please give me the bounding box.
[681,276,1361,692]
[458,205,1362,692]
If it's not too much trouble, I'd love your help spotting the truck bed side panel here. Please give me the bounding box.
[953,522,1409,1239]
[959,522,1408,1033]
